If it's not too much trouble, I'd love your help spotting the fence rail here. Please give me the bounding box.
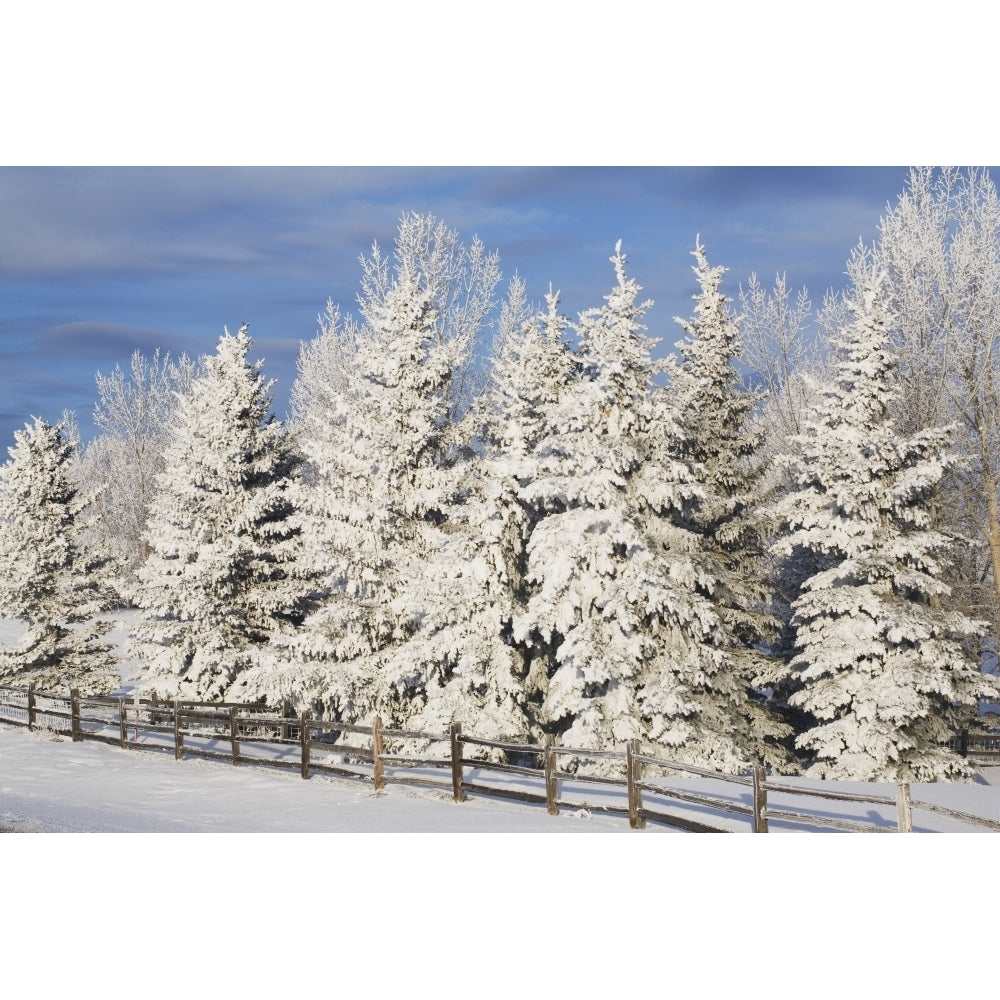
[943,731,1000,762]
[2,683,998,833]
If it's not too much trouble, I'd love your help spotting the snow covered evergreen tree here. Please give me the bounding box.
[341,277,584,749]
[771,269,999,780]
[479,282,579,714]
[666,241,793,769]
[242,302,402,718]
[265,278,455,723]
[270,216,520,734]
[401,277,563,745]
[513,244,750,772]
[0,417,118,695]
[132,325,312,702]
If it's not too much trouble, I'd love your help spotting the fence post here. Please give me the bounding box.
[373,715,385,790]
[230,706,240,766]
[627,739,645,829]
[450,722,464,803]
[173,699,183,760]
[70,688,81,741]
[896,782,913,833]
[27,684,36,731]
[544,735,559,816]
[280,699,291,741]
[119,698,127,748]
[752,763,769,833]
[300,711,312,779]
[960,729,969,758]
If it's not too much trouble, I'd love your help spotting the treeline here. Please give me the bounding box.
[2,169,1000,782]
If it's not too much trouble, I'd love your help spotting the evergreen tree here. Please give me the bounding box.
[247,301,404,718]
[666,240,793,769]
[277,216,509,730]
[132,325,311,702]
[479,282,578,712]
[513,244,749,771]
[0,417,118,695]
[279,277,456,723]
[402,277,557,746]
[771,271,999,780]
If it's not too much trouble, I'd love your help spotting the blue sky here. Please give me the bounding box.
[6,4,993,451]
[0,165,930,448]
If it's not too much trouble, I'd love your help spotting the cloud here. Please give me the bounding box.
[0,167,520,282]
[660,167,905,210]
[4,165,993,450]
[35,321,208,363]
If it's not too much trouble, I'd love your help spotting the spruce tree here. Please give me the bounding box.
[0,417,118,695]
[479,283,578,715]
[666,241,793,769]
[771,271,999,780]
[132,325,311,702]
[279,217,509,731]
[270,278,456,723]
[399,278,546,745]
[513,244,749,771]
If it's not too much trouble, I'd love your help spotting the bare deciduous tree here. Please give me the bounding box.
[78,348,197,593]
[872,166,1000,639]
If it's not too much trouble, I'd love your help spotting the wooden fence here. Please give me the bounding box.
[2,683,999,833]
[943,731,1000,763]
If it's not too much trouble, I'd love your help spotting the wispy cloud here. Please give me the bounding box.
[35,321,204,362]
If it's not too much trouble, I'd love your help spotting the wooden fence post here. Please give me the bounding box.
[896,782,913,833]
[544,735,559,816]
[300,711,312,779]
[373,715,385,790]
[119,698,127,749]
[27,684,36,731]
[173,699,183,760]
[230,707,240,766]
[70,688,81,741]
[752,763,769,833]
[280,699,291,741]
[960,730,969,758]
[627,739,645,829]
[450,722,464,803]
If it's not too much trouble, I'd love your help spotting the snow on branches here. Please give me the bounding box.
[771,271,999,781]
[132,325,312,702]
[20,204,996,781]
[0,417,118,694]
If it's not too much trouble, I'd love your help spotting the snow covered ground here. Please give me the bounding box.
[3,720,1000,833]
[4,716,996,1000]
[3,614,997,996]
[3,613,1000,835]
[0,724,632,833]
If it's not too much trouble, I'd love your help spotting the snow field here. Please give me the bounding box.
[4,719,995,1000]
[3,625,998,996]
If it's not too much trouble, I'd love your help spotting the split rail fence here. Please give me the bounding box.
[2,683,999,834]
